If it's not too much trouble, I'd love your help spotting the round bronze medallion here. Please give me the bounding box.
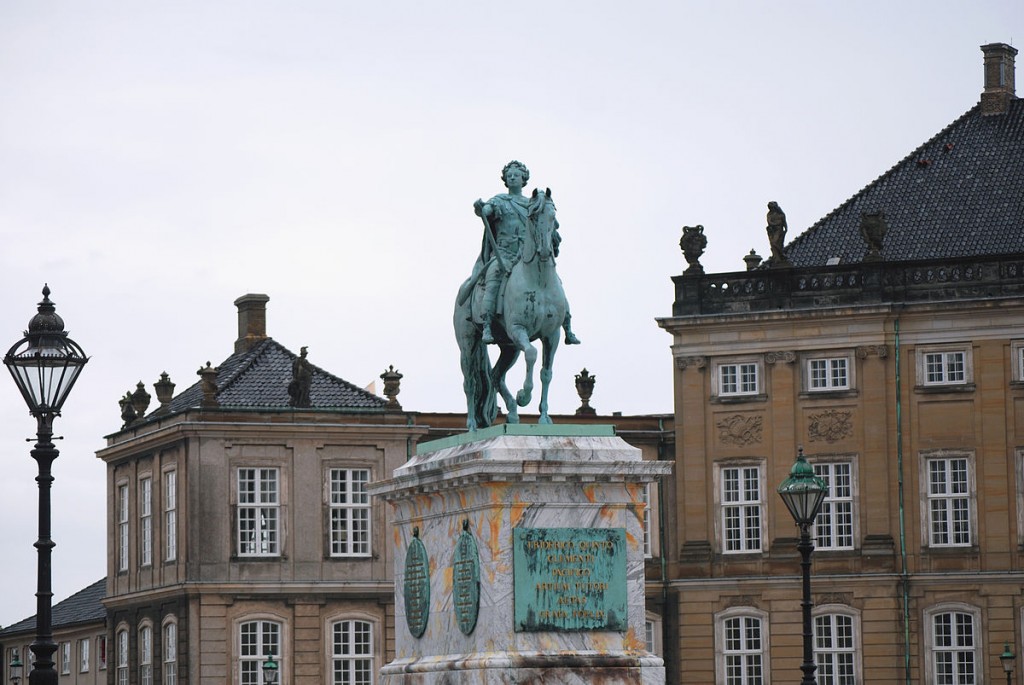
[452,519,480,635]
[403,527,430,638]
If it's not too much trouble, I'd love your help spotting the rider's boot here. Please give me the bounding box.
[481,273,500,344]
[482,313,496,344]
[563,314,581,345]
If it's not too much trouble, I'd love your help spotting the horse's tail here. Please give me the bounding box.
[466,336,497,428]
[456,294,497,428]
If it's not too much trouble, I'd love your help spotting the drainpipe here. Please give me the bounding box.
[895,318,911,685]
[657,418,670,657]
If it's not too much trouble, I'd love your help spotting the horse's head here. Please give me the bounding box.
[526,188,556,261]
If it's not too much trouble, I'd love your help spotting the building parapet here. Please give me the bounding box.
[671,254,1024,317]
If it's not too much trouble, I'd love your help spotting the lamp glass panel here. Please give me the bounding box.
[6,340,86,413]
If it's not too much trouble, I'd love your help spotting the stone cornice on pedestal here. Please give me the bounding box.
[369,426,670,501]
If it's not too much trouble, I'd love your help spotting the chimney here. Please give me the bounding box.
[980,42,1017,115]
[234,293,270,353]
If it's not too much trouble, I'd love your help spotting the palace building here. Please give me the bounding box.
[657,42,1024,684]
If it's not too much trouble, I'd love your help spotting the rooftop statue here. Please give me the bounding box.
[454,161,579,430]
[288,346,313,408]
[766,200,790,267]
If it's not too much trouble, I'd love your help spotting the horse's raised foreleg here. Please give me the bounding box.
[537,333,560,424]
[491,343,520,423]
[507,325,536,408]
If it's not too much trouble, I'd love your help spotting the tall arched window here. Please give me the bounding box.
[330,620,373,685]
[139,624,153,685]
[116,629,129,685]
[715,607,770,685]
[813,605,862,684]
[924,604,980,685]
[163,619,177,685]
[239,620,281,685]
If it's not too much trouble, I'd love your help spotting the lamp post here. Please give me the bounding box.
[262,656,279,684]
[777,448,827,685]
[1001,641,1016,685]
[4,286,88,685]
[9,654,23,685]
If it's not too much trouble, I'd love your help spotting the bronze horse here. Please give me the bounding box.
[454,188,568,429]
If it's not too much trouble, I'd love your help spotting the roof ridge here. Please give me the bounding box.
[785,103,980,255]
[215,338,275,395]
[269,342,384,403]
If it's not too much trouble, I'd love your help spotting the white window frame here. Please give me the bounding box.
[715,461,765,554]
[812,605,862,685]
[60,642,71,675]
[239,619,282,685]
[811,458,856,551]
[79,637,90,673]
[163,619,177,685]
[330,619,374,685]
[237,468,281,557]
[98,634,107,670]
[805,354,852,392]
[715,606,770,685]
[917,345,972,387]
[641,483,655,559]
[118,483,129,572]
[923,603,980,685]
[140,476,153,567]
[714,358,762,398]
[644,611,663,656]
[6,648,17,681]
[139,624,153,685]
[1012,341,1024,382]
[1015,448,1024,548]
[164,470,177,562]
[328,468,371,557]
[116,629,129,685]
[920,451,975,548]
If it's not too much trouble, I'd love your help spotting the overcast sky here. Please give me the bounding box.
[1,1,1020,626]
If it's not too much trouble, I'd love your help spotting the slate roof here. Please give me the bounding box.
[781,98,1024,268]
[157,338,387,416]
[0,578,106,637]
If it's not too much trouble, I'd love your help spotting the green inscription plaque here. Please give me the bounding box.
[513,527,627,632]
[403,527,430,638]
[452,519,480,635]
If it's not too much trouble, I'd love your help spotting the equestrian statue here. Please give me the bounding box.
[454,160,580,430]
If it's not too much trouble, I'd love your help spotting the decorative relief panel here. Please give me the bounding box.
[807,409,853,443]
[724,595,759,609]
[817,593,853,606]
[676,355,707,370]
[764,350,796,365]
[717,414,763,446]
[856,345,889,359]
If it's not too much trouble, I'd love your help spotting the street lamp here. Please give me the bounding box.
[4,286,88,685]
[1001,641,1016,685]
[9,654,23,685]
[777,447,827,685]
[262,656,279,684]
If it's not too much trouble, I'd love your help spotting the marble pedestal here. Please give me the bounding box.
[369,425,671,685]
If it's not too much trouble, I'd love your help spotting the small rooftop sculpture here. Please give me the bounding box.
[860,211,888,261]
[766,201,791,267]
[680,225,707,275]
[454,161,580,429]
[153,372,175,413]
[288,346,313,408]
[380,365,403,409]
[574,368,596,416]
[197,362,219,408]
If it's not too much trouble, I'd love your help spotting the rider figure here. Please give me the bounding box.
[473,160,580,345]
